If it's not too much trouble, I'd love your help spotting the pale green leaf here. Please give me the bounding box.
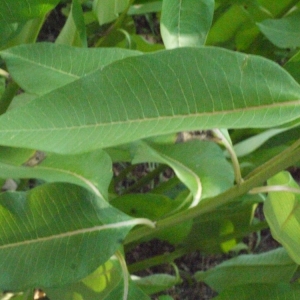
[195,248,297,292]
[56,0,87,47]
[0,47,300,153]
[93,0,130,25]
[0,183,134,291]
[0,43,141,95]
[128,1,162,15]
[161,0,214,48]
[133,273,181,295]
[257,11,300,49]
[264,171,300,264]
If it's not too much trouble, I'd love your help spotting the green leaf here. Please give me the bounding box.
[0,0,59,48]
[0,47,300,154]
[0,149,112,199]
[56,0,87,47]
[195,248,297,292]
[214,283,300,300]
[183,194,259,253]
[0,183,134,291]
[132,140,234,206]
[132,273,181,295]
[0,43,141,95]
[47,260,150,300]
[46,259,122,299]
[257,11,300,49]
[160,0,214,48]
[285,50,300,83]
[111,193,175,219]
[264,171,300,264]
[93,0,130,25]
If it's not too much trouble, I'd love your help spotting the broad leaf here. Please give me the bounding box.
[257,11,300,49]
[264,171,300,264]
[161,0,214,48]
[0,183,135,291]
[195,248,297,292]
[1,43,141,95]
[0,47,300,154]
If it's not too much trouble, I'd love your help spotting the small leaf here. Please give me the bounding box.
[195,248,297,292]
[264,171,300,264]
[161,0,214,48]
[133,273,181,295]
[93,0,130,25]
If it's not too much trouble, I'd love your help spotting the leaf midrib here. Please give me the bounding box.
[2,100,300,132]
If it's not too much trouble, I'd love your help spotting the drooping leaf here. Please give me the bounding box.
[264,171,300,264]
[56,0,87,47]
[0,149,112,199]
[257,11,300,49]
[0,47,300,153]
[160,0,214,48]
[1,43,141,94]
[0,183,135,291]
[195,247,297,292]
[132,140,234,206]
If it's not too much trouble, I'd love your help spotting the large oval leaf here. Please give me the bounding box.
[0,47,300,154]
[0,183,135,291]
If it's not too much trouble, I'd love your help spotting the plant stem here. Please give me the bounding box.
[0,81,19,115]
[128,220,269,273]
[122,164,167,194]
[125,139,300,245]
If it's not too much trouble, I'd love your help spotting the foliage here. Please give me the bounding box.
[0,0,300,299]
